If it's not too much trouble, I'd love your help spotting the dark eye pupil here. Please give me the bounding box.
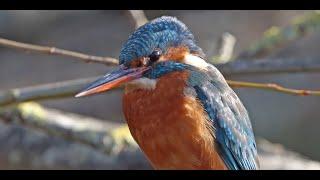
[149,50,161,62]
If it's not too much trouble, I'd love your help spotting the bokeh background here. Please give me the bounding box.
[1,10,320,169]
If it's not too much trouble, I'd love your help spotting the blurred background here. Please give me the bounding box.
[0,10,320,169]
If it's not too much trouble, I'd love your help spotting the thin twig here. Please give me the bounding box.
[0,38,119,66]
[1,38,320,106]
[216,58,320,76]
[1,36,320,76]
[1,75,319,108]
[227,80,320,96]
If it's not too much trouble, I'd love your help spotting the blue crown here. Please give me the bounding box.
[119,16,204,65]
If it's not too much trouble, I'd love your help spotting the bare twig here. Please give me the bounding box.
[1,37,320,108]
[1,36,320,76]
[1,72,320,108]
[238,11,320,59]
[0,38,119,66]
[216,58,320,76]
[227,80,320,96]
[127,10,148,29]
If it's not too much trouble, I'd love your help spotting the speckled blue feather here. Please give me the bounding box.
[190,66,259,170]
[119,16,204,66]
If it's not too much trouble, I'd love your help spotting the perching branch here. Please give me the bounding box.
[1,38,320,107]
[0,77,100,107]
[1,73,320,107]
[1,36,320,76]
[0,38,119,66]
[237,11,320,59]
[216,58,320,76]
[227,80,320,96]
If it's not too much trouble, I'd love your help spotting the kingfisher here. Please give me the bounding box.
[75,16,259,170]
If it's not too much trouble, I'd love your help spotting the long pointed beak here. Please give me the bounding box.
[75,65,150,98]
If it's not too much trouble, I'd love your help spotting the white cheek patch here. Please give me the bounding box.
[183,54,209,70]
[127,78,157,90]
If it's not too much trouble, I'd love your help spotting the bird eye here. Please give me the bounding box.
[148,49,162,63]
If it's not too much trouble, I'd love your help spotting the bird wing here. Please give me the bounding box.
[186,64,259,170]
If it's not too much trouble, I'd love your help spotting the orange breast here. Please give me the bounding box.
[123,71,227,170]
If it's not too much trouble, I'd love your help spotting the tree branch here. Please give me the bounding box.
[0,38,119,66]
[227,80,320,96]
[1,73,319,108]
[216,58,320,76]
[1,36,320,76]
[0,77,99,107]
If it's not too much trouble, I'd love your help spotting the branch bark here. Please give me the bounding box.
[216,58,320,76]
[1,37,320,77]
[0,77,99,107]
[227,80,320,96]
[1,71,320,108]
[0,38,119,66]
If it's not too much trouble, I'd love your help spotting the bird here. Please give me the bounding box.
[75,16,259,170]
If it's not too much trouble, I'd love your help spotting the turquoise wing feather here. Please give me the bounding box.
[187,65,259,170]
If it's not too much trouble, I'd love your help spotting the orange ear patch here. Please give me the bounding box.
[160,46,189,62]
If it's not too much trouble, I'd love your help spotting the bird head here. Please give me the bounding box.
[75,16,207,97]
